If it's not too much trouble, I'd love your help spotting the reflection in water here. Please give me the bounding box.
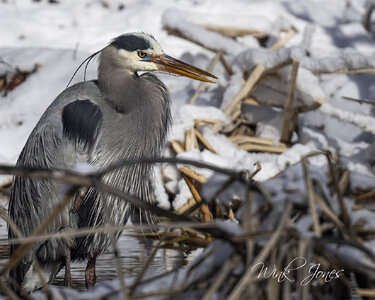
[0,220,199,291]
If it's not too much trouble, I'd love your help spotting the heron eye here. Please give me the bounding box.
[138,51,147,58]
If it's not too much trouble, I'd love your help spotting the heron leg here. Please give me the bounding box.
[85,256,97,289]
[64,246,74,288]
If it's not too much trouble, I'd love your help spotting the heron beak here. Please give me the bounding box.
[151,54,217,83]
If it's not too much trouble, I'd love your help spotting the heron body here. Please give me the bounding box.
[8,32,216,293]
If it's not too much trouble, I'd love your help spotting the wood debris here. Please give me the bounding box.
[0,63,40,94]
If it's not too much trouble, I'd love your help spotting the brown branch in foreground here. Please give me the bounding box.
[8,222,220,246]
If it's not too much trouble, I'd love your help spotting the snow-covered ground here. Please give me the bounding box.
[1,0,375,298]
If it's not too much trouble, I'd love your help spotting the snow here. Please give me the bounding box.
[1,0,375,297]
[162,9,251,54]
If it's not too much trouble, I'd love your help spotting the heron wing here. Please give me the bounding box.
[62,99,103,150]
[9,97,103,260]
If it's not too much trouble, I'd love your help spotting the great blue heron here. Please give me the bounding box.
[8,32,216,293]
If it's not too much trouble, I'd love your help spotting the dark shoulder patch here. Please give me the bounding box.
[62,100,102,149]
[110,34,150,51]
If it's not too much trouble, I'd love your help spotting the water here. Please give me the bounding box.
[56,232,194,290]
[0,206,199,291]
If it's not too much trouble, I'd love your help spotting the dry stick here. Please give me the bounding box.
[193,128,216,153]
[248,161,262,180]
[312,67,375,75]
[170,140,185,154]
[129,230,169,296]
[97,157,247,182]
[229,135,274,145]
[302,151,350,228]
[313,193,362,244]
[342,96,375,106]
[326,156,350,227]
[190,51,223,104]
[266,253,279,300]
[297,239,311,300]
[9,222,218,245]
[337,169,350,196]
[243,188,256,298]
[356,288,375,297]
[182,174,212,223]
[224,64,265,117]
[203,25,267,38]
[0,156,252,197]
[0,206,23,239]
[211,63,266,133]
[355,190,375,202]
[220,55,233,75]
[282,251,292,300]
[0,186,78,277]
[237,143,289,154]
[0,157,244,185]
[202,255,241,300]
[269,28,296,51]
[280,59,300,143]
[254,80,325,110]
[302,158,322,237]
[228,201,293,300]
[185,128,198,151]
[179,166,206,183]
[163,27,223,53]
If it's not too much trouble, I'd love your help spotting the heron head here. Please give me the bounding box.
[108,32,217,83]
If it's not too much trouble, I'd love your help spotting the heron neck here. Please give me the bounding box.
[97,65,138,113]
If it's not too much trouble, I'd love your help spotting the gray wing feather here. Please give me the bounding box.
[8,82,103,284]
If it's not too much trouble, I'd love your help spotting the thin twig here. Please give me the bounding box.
[228,201,293,300]
[8,222,219,245]
[224,64,265,117]
[281,59,300,143]
[202,255,241,300]
[302,158,322,236]
[129,230,169,296]
[190,51,223,104]
[342,96,375,106]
